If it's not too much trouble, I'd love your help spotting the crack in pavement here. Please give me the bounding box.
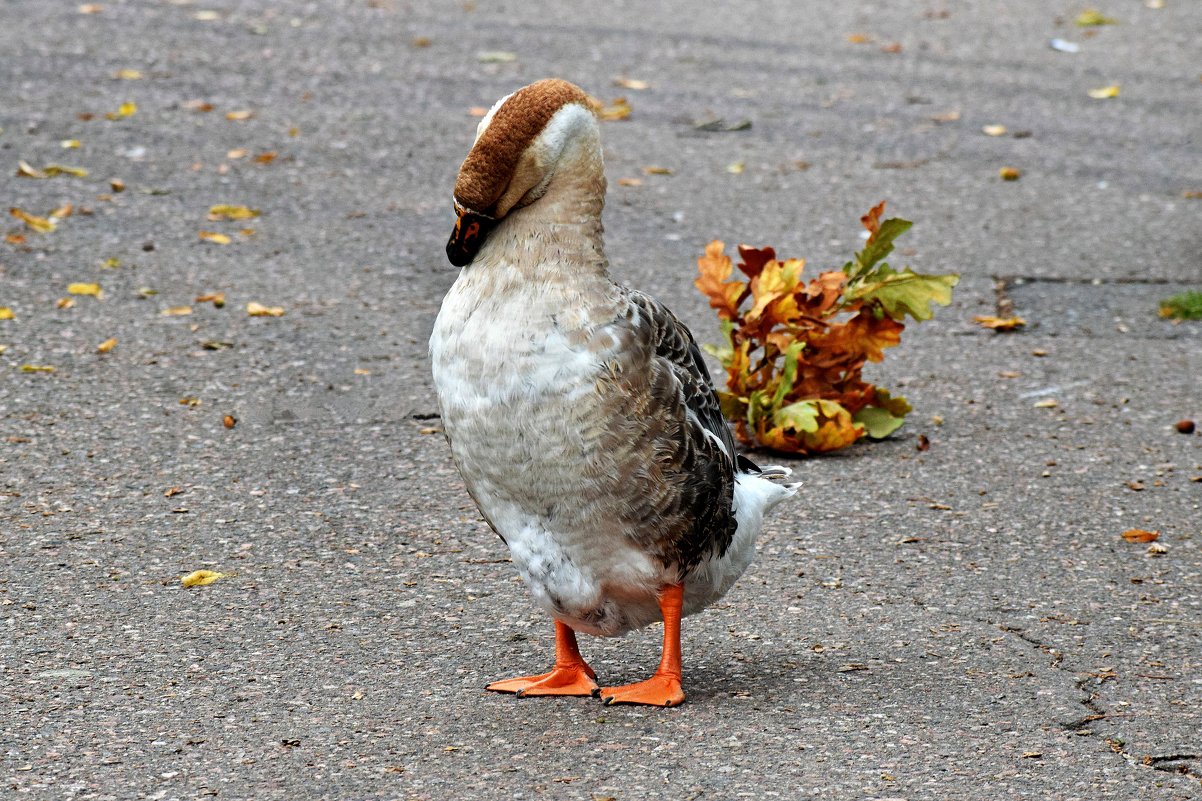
[986,619,1202,791]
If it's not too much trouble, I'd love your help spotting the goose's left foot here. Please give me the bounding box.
[597,583,686,707]
[599,673,685,707]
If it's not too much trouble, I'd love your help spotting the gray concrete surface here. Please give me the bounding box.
[2,1,1200,799]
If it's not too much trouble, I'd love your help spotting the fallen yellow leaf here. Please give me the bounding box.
[5,234,27,245]
[226,148,248,160]
[846,33,872,44]
[48,203,73,220]
[1033,399,1058,408]
[104,101,137,120]
[195,292,225,307]
[246,302,285,317]
[96,337,118,353]
[617,177,643,187]
[101,257,121,268]
[642,166,674,175]
[16,160,46,178]
[593,97,632,121]
[180,569,228,587]
[613,77,650,90]
[1122,529,1159,543]
[1076,9,1118,26]
[183,99,214,112]
[68,282,102,298]
[0,307,14,320]
[198,231,232,245]
[982,124,1007,137]
[61,139,82,149]
[10,208,56,233]
[973,314,1026,331]
[726,161,746,174]
[56,297,75,309]
[160,305,193,316]
[20,364,55,373]
[1088,85,1120,99]
[113,68,143,80]
[41,163,89,178]
[998,166,1021,181]
[225,109,254,121]
[254,151,277,164]
[207,204,260,221]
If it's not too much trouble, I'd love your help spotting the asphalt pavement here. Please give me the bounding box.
[1,1,1200,799]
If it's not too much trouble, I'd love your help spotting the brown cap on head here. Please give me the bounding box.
[453,79,591,214]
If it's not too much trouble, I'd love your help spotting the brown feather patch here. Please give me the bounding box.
[453,79,591,213]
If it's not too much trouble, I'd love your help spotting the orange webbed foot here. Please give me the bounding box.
[487,620,599,698]
[487,663,598,697]
[598,673,685,707]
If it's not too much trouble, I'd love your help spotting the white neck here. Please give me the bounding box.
[475,132,609,282]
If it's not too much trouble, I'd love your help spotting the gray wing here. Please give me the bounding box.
[625,290,738,464]
[614,289,740,572]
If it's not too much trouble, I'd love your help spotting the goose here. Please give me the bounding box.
[429,79,797,706]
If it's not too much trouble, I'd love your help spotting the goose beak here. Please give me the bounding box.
[446,202,496,267]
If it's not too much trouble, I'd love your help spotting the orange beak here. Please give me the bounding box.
[446,202,496,267]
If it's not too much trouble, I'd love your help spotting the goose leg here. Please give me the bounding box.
[598,583,686,707]
[486,619,599,697]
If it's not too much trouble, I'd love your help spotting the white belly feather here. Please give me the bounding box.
[430,267,792,636]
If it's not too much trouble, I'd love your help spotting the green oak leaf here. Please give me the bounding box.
[846,265,959,321]
[853,405,906,439]
[774,399,820,433]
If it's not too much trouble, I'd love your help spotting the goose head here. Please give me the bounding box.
[446,79,601,267]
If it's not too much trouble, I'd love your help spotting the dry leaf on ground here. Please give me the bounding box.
[1076,9,1118,26]
[10,208,56,233]
[1122,529,1159,543]
[180,569,228,587]
[67,282,102,298]
[613,77,650,90]
[593,97,632,121]
[973,315,1026,331]
[105,101,136,120]
[246,302,285,317]
[207,204,260,221]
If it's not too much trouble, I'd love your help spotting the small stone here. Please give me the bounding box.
[1175,419,1195,434]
